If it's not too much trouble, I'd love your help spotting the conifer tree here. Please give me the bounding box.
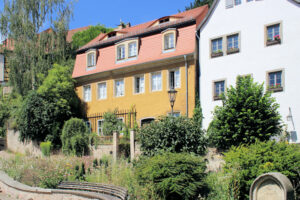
[208,76,282,150]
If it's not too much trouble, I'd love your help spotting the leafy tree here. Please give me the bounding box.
[184,0,214,10]
[71,24,113,50]
[224,141,300,199]
[0,87,10,137]
[102,111,123,136]
[140,116,207,156]
[208,76,282,150]
[0,0,72,96]
[193,100,203,126]
[135,152,207,200]
[18,64,82,146]
[61,118,89,156]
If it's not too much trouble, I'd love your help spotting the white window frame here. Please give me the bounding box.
[97,82,107,100]
[168,68,180,89]
[117,44,125,60]
[164,33,175,50]
[97,119,104,136]
[212,79,226,101]
[128,41,137,58]
[114,79,125,97]
[150,71,162,92]
[134,74,145,94]
[83,85,91,102]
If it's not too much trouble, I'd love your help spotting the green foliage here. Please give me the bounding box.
[135,152,207,200]
[40,141,51,157]
[0,0,72,96]
[224,141,300,199]
[102,111,123,136]
[193,100,203,126]
[0,92,10,137]
[140,116,207,156]
[61,118,89,156]
[183,0,213,11]
[18,64,82,147]
[73,162,86,181]
[208,76,282,150]
[71,25,113,49]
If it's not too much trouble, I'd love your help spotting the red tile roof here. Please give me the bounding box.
[72,5,209,79]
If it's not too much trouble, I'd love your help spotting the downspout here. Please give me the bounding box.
[196,30,201,104]
[184,55,188,117]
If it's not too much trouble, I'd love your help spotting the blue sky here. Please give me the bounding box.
[70,0,195,29]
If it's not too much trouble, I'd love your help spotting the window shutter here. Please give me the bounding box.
[226,0,234,8]
[140,77,144,92]
[0,55,4,82]
[175,70,180,88]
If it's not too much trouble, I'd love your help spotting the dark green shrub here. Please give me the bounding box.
[140,116,206,156]
[40,141,51,157]
[99,156,109,168]
[135,152,207,200]
[61,118,89,156]
[224,141,300,199]
[208,76,282,150]
[102,111,123,135]
[93,159,98,168]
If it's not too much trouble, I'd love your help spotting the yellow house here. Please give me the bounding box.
[72,6,209,133]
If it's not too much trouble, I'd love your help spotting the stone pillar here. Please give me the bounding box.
[250,172,294,200]
[113,132,119,162]
[130,130,135,161]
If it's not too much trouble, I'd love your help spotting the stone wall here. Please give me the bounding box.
[6,129,42,156]
[0,171,110,200]
[6,129,114,158]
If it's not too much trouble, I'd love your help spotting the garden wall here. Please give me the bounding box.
[6,129,114,158]
[0,171,111,200]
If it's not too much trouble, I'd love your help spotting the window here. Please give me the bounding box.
[169,69,180,89]
[266,23,281,46]
[108,32,116,38]
[141,118,155,127]
[128,42,137,57]
[227,34,239,54]
[117,45,125,60]
[97,82,107,100]
[115,79,124,97]
[234,0,241,5]
[86,121,91,132]
[268,71,283,92]
[164,33,175,50]
[83,85,91,102]
[214,80,225,100]
[168,112,180,117]
[87,51,96,67]
[211,38,223,58]
[159,18,170,24]
[151,72,162,91]
[97,120,104,135]
[134,75,145,94]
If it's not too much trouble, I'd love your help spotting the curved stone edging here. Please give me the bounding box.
[0,170,114,200]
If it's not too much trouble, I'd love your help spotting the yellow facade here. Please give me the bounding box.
[75,57,196,130]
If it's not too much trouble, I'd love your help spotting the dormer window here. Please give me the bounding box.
[115,38,139,63]
[162,29,176,53]
[128,42,137,57]
[159,18,169,24]
[86,49,97,68]
[117,45,125,60]
[108,32,116,38]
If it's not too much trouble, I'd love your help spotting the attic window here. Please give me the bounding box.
[108,32,116,38]
[159,18,170,24]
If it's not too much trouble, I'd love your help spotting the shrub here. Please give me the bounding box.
[135,152,207,200]
[61,118,89,156]
[140,116,206,156]
[208,76,282,150]
[224,141,300,199]
[40,141,51,157]
[102,111,123,135]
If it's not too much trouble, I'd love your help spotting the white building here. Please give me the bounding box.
[197,0,300,143]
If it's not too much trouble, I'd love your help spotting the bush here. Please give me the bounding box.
[135,152,207,200]
[208,76,282,150]
[224,141,300,199]
[140,116,206,156]
[40,141,51,157]
[61,118,89,156]
[102,111,123,135]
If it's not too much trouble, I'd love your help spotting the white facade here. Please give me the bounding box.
[198,0,300,143]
